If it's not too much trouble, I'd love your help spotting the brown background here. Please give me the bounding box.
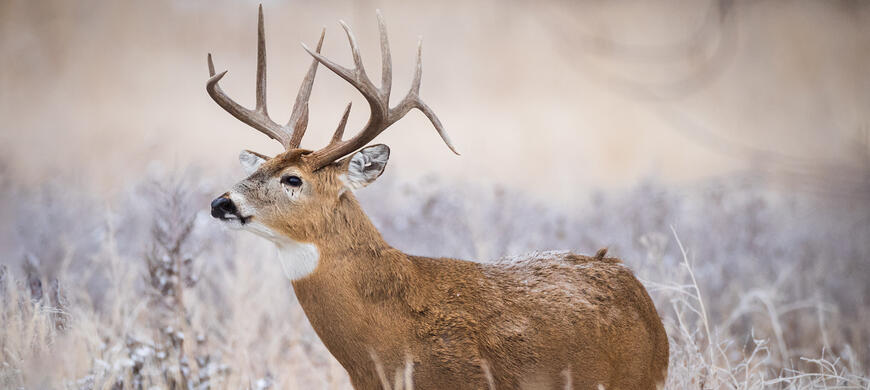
[2,0,867,205]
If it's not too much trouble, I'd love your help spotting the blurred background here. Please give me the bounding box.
[0,0,868,389]
[2,0,867,200]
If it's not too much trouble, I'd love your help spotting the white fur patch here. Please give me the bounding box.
[239,150,266,175]
[227,192,256,219]
[283,184,303,200]
[561,368,573,389]
[218,217,244,230]
[243,220,280,239]
[230,212,320,280]
[219,192,320,280]
[275,239,320,280]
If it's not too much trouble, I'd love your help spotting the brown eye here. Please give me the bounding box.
[281,175,303,187]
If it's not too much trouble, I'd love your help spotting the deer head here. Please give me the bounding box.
[207,7,457,259]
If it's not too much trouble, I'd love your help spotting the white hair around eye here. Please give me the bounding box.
[283,185,303,200]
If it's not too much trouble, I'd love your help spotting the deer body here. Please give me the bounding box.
[233,161,669,388]
[207,7,668,389]
[284,191,668,389]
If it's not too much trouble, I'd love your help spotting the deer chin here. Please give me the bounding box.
[236,220,321,280]
[217,214,252,229]
[239,219,281,240]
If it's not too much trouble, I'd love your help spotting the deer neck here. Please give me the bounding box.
[283,191,411,286]
[311,192,391,255]
[267,192,389,278]
[280,193,422,369]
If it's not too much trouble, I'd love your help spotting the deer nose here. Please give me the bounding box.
[210,195,237,219]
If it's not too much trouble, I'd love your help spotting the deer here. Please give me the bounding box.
[206,6,668,390]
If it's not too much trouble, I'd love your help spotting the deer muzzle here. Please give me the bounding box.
[211,194,240,221]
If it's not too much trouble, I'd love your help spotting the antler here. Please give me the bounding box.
[301,11,459,170]
[206,5,324,150]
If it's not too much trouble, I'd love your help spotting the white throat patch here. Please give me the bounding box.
[235,218,320,281]
[223,191,320,280]
[275,239,320,280]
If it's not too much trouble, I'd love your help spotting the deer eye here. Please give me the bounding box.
[281,175,303,187]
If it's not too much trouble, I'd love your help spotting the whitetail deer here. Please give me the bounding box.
[207,6,668,389]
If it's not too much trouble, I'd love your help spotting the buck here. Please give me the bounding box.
[207,6,668,389]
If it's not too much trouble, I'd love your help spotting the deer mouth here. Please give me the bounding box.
[215,211,252,226]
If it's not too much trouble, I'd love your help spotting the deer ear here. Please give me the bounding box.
[342,144,390,191]
[239,150,269,175]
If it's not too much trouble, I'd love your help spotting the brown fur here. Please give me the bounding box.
[230,151,669,389]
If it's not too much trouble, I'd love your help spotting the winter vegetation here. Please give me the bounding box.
[1,2,869,387]
[0,163,867,389]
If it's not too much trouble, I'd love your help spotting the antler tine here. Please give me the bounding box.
[206,59,287,146]
[390,38,459,155]
[340,21,368,81]
[301,12,459,169]
[377,10,392,102]
[301,23,382,107]
[332,102,353,143]
[206,6,325,150]
[410,38,423,95]
[208,53,217,76]
[255,4,267,115]
[287,28,326,149]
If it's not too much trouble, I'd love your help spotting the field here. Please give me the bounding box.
[2,0,869,388]
[0,167,867,389]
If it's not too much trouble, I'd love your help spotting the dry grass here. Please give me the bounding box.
[0,167,868,389]
[2,1,868,388]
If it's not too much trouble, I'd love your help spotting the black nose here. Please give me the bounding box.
[210,196,237,219]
